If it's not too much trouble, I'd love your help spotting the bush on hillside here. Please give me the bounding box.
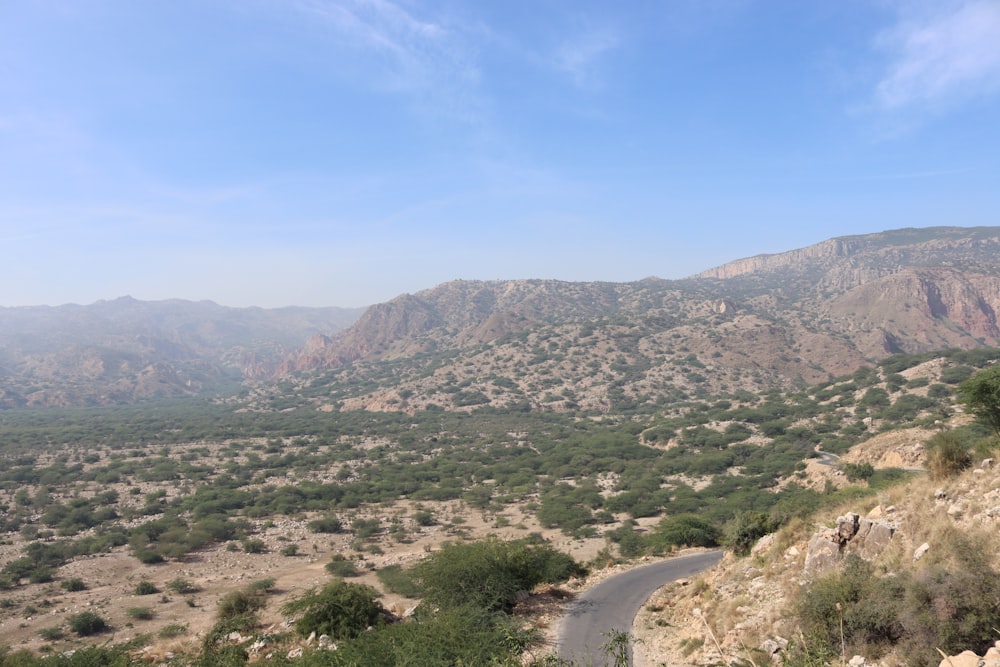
[723,511,780,556]
[67,610,109,636]
[410,537,584,613]
[925,431,972,479]
[217,588,267,622]
[325,554,360,578]
[375,564,421,598]
[648,514,720,552]
[797,540,1000,667]
[281,580,384,640]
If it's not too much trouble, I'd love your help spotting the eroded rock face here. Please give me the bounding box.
[803,529,842,576]
[803,512,895,577]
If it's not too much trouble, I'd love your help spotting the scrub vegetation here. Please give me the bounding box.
[0,349,997,664]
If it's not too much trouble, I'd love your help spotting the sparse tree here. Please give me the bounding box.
[959,365,1000,439]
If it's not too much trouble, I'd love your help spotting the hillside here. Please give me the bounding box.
[0,297,365,408]
[264,226,1000,413]
[637,431,1000,667]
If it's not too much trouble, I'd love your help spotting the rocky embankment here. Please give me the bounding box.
[633,455,1000,666]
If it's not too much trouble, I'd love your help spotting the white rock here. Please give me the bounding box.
[939,650,980,667]
[913,542,930,561]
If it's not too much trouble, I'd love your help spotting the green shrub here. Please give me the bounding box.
[410,537,583,613]
[216,589,267,621]
[796,543,1000,666]
[202,613,257,659]
[375,564,422,598]
[248,578,276,592]
[281,580,385,640]
[127,606,154,621]
[797,555,903,657]
[648,514,720,552]
[723,511,780,556]
[133,549,165,565]
[241,538,266,554]
[68,610,109,636]
[927,383,950,398]
[134,581,160,595]
[895,560,1000,664]
[38,626,65,641]
[350,518,380,539]
[167,577,200,595]
[959,364,1000,438]
[28,567,54,584]
[321,603,531,667]
[843,462,875,482]
[411,509,436,526]
[605,523,645,558]
[280,544,299,557]
[60,577,87,592]
[307,516,343,534]
[158,623,187,639]
[940,364,975,384]
[325,554,360,578]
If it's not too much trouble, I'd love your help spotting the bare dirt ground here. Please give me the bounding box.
[0,492,612,659]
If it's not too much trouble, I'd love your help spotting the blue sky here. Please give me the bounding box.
[2,0,1000,308]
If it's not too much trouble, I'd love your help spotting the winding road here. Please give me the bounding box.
[557,550,724,666]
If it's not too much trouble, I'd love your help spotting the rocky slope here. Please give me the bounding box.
[633,420,1000,667]
[271,227,1000,413]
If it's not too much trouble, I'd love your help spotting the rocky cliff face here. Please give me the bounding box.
[696,237,866,280]
[697,227,1000,289]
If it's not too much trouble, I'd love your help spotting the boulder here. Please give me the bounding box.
[804,529,841,576]
[837,513,860,540]
[857,521,894,559]
[938,650,981,667]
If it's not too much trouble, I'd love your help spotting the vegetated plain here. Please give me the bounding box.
[0,346,997,664]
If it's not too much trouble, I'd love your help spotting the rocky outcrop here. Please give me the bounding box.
[939,642,1000,667]
[803,512,895,576]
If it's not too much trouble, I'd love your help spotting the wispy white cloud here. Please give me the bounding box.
[290,0,483,118]
[875,0,1000,111]
[553,27,619,89]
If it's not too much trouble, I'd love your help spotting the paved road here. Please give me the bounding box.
[815,450,840,466]
[557,550,724,666]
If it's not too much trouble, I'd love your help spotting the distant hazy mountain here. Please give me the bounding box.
[0,297,365,408]
[268,227,1000,413]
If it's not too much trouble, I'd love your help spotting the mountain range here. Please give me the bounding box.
[3,226,999,410]
[270,226,1000,413]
